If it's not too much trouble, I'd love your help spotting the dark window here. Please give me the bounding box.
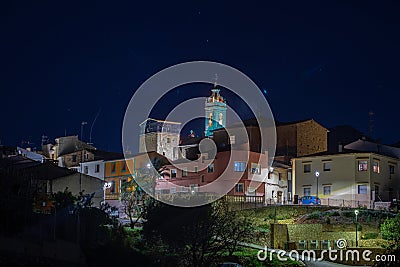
[323,162,331,171]
[171,169,177,178]
[208,163,214,173]
[182,168,187,177]
[304,187,311,196]
[95,164,100,173]
[72,155,77,162]
[235,183,244,193]
[323,186,331,195]
[304,164,311,173]
[374,185,379,197]
[358,185,367,194]
[250,163,261,174]
[122,162,126,172]
[201,175,205,183]
[389,165,395,175]
[111,163,116,173]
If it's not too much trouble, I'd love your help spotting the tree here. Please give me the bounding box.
[143,199,255,266]
[214,200,254,256]
[381,214,400,249]
[121,157,164,228]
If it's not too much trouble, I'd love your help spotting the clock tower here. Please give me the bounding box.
[205,85,227,137]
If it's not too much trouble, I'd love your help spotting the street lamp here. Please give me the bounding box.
[273,194,278,223]
[103,182,112,205]
[315,171,320,198]
[354,209,359,247]
[80,121,87,142]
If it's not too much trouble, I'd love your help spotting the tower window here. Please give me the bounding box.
[208,163,214,173]
[171,169,177,178]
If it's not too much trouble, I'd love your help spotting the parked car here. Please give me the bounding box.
[300,196,321,205]
[217,263,242,267]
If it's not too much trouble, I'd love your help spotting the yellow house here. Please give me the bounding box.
[292,152,400,208]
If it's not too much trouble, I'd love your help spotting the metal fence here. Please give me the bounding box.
[320,198,372,209]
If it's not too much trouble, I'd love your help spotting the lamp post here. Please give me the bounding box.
[80,121,87,142]
[315,171,320,198]
[273,194,278,224]
[355,209,359,247]
[103,182,112,205]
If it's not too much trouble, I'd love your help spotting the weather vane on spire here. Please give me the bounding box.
[214,73,218,87]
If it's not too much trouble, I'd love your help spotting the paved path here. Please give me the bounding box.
[237,241,354,267]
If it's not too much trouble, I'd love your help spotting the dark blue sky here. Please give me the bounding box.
[1,1,400,152]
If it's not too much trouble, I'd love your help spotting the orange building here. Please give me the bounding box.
[104,158,135,201]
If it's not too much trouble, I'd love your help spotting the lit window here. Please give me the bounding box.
[182,167,187,177]
[304,187,311,196]
[358,160,368,171]
[251,163,261,174]
[373,161,380,173]
[323,186,331,195]
[234,162,246,172]
[304,164,311,173]
[235,183,244,193]
[171,169,177,178]
[323,162,331,171]
[229,135,236,144]
[208,163,214,173]
[358,184,367,194]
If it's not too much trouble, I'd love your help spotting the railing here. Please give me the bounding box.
[319,198,372,209]
[223,195,265,210]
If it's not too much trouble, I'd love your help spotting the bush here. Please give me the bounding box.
[361,232,379,240]
[381,214,400,249]
[307,211,322,220]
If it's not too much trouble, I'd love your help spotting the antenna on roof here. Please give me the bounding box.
[368,110,375,140]
[213,73,218,87]
[89,108,102,146]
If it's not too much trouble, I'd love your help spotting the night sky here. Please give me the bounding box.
[1,1,400,152]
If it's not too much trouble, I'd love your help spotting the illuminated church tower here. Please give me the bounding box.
[205,84,227,137]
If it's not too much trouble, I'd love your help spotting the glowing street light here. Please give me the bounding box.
[354,209,359,247]
[315,171,320,198]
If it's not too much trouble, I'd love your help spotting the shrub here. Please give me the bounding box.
[307,211,322,220]
[361,232,379,240]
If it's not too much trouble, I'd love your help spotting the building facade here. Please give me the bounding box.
[276,119,328,159]
[157,150,269,201]
[292,152,400,207]
[139,118,181,161]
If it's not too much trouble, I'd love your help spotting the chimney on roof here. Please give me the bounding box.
[338,143,343,153]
